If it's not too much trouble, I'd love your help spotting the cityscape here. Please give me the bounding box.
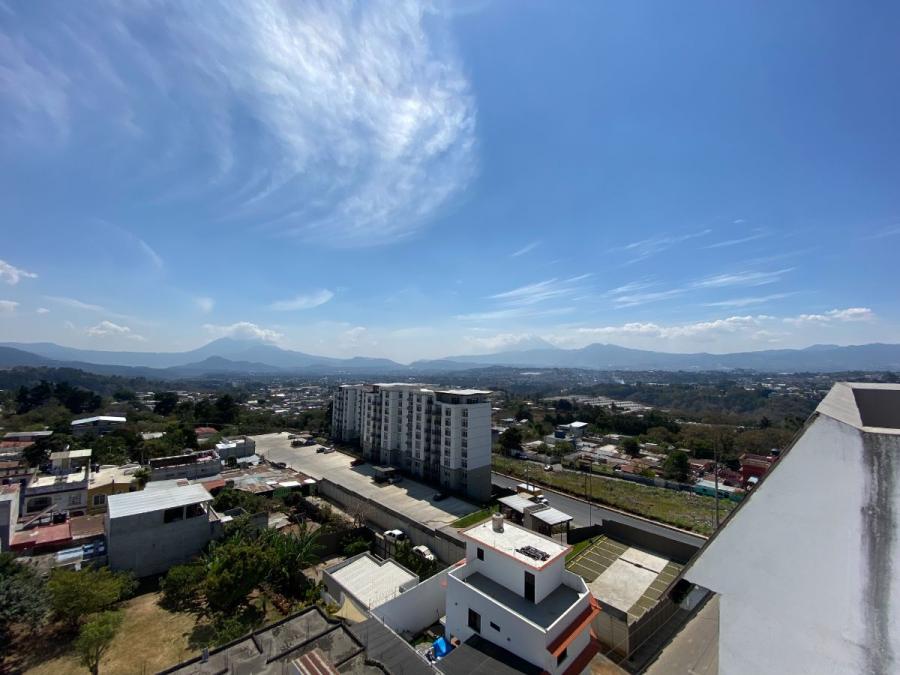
[2,3,899,675]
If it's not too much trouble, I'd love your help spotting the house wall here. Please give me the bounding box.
[87,481,136,515]
[464,538,565,604]
[107,505,214,577]
[23,485,88,515]
[445,571,590,675]
[686,414,900,675]
[372,566,452,636]
[0,494,19,551]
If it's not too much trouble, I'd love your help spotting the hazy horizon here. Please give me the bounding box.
[2,2,899,362]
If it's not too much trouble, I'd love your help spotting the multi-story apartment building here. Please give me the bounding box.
[332,383,492,502]
[445,514,600,674]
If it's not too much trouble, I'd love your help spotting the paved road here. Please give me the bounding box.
[492,472,706,548]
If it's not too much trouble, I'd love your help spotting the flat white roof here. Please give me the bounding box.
[71,416,127,425]
[107,484,211,519]
[461,519,569,568]
[817,382,900,435]
[50,448,93,460]
[327,554,417,609]
[437,389,492,396]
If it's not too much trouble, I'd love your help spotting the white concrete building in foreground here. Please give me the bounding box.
[332,383,492,502]
[684,382,900,675]
[446,515,600,675]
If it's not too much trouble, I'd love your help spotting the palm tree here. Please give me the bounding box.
[264,527,322,597]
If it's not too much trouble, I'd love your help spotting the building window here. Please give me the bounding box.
[477,547,484,561]
[163,506,184,523]
[92,494,106,506]
[467,609,481,633]
[557,648,568,666]
[69,494,82,506]
[490,621,500,631]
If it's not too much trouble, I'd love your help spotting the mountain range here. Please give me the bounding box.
[1,338,899,378]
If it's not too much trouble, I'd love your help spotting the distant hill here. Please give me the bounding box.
[413,342,900,373]
[3,338,900,376]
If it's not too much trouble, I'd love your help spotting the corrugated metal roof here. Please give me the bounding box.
[498,494,537,514]
[107,484,211,519]
[531,507,573,526]
[71,416,126,425]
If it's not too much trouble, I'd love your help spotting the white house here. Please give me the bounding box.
[445,515,600,675]
[70,415,126,437]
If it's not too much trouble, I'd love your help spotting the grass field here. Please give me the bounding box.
[493,455,732,535]
[451,503,499,528]
[22,591,197,675]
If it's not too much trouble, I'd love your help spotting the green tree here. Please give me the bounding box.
[75,611,122,675]
[214,394,240,425]
[498,427,523,456]
[47,568,135,631]
[160,563,206,612]
[153,392,180,416]
[131,467,151,489]
[0,553,49,651]
[204,539,268,612]
[622,437,641,457]
[342,536,370,557]
[662,450,691,482]
[92,435,128,465]
[263,527,322,597]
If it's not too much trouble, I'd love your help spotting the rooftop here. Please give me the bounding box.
[71,415,127,425]
[530,507,573,526]
[88,463,142,488]
[3,430,53,439]
[29,467,89,488]
[162,607,382,675]
[816,382,900,434]
[567,535,683,623]
[461,519,569,569]
[436,389,492,396]
[49,448,93,461]
[326,553,418,609]
[498,493,538,514]
[107,483,211,519]
[458,570,582,629]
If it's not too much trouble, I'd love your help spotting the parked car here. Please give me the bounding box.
[351,458,365,467]
[387,475,402,484]
[432,492,448,502]
[384,529,407,544]
[537,496,550,506]
[543,464,554,472]
[412,545,436,562]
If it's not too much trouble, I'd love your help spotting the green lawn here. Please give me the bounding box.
[451,503,499,528]
[493,456,730,536]
[565,536,597,562]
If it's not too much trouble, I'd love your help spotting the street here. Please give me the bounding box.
[492,472,707,548]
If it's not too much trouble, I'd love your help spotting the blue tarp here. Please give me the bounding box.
[433,637,452,658]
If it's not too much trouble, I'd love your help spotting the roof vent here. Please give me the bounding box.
[492,513,504,533]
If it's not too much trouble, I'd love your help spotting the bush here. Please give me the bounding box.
[160,563,206,612]
[342,537,370,557]
[76,611,122,675]
[47,568,135,631]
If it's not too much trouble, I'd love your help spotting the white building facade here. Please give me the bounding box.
[445,515,600,674]
[332,384,492,502]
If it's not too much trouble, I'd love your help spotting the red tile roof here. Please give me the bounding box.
[11,523,72,550]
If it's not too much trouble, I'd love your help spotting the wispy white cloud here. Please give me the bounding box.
[692,268,793,289]
[45,296,105,312]
[462,333,553,353]
[488,275,591,307]
[86,320,146,341]
[138,239,163,269]
[1,3,475,247]
[203,321,283,343]
[704,293,795,308]
[36,307,50,314]
[864,225,900,240]
[611,288,685,308]
[194,297,215,313]
[455,306,576,321]
[704,231,769,249]
[0,259,37,285]
[269,289,334,311]
[0,300,19,314]
[617,229,711,264]
[510,241,540,258]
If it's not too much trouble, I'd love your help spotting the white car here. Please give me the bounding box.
[384,529,407,544]
[412,545,436,562]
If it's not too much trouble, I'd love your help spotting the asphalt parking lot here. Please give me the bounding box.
[250,432,477,529]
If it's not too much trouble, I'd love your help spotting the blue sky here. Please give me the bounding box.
[1,0,898,362]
